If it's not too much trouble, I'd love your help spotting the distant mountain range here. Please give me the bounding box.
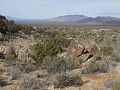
[6,15,120,25]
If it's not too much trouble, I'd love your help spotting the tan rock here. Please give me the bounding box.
[66,39,100,65]
[81,40,100,55]
[3,46,15,55]
[67,39,84,60]
[18,47,29,62]
[81,53,90,62]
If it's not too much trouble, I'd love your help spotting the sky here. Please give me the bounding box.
[0,0,120,19]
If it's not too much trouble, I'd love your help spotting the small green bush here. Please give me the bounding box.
[5,53,15,61]
[53,72,83,88]
[113,81,120,90]
[20,25,34,35]
[34,36,70,67]
[100,46,113,56]
[23,64,35,73]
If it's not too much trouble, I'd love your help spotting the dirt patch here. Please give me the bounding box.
[79,73,108,90]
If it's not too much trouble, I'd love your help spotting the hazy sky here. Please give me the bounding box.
[0,0,120,19]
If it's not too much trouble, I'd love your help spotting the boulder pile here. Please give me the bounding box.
[66,39,100,63]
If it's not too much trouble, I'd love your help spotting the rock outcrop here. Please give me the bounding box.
[0,37,36,64]
[66,39,100,63]
[0,45,15,55]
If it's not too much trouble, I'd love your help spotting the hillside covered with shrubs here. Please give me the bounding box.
[0,15,120,90]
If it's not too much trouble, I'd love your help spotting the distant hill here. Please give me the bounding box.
[77,16,120,25]
[6,15,120,25]
[6,16,27,20]
[48,15,88,22]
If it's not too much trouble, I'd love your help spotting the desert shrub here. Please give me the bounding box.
[97,60,110,73]
[10,69,22,80]
[86,59,99,73]
[5,53,15,61]
[31,80,47,90]
[23,64,35,73]
[4,54,17,66]
[5,60,17,67]
[86,58,110,73]
[0,68,5,75]
[53,72,83,88]
[34,36,70,67]
[13,64,35,73]
[19,76,33,89]
[0,19,7,35]
[0,15,20,36]
[7,24,19,34]
[94,54,102,61]
[41,56,75,74]
[95,35,104,43]
[20,25,34,35]
[93,87,107,90]
[110,53,120,62]
[0,77,7,87]
[19,76,47,90]
[104,78,113,88]
[100,46,113,56]
[113,81,120,90]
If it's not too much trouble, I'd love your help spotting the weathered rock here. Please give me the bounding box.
[81,53,91,62]
[81,40,100,55]
[0,45,6,53]
[26,57,36,64]
[66,39,100,63]
[67,39,84,60]
[18,46,29,62]
[3,46,15,55]
[14,45,21,57]
[0,45,15,56]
